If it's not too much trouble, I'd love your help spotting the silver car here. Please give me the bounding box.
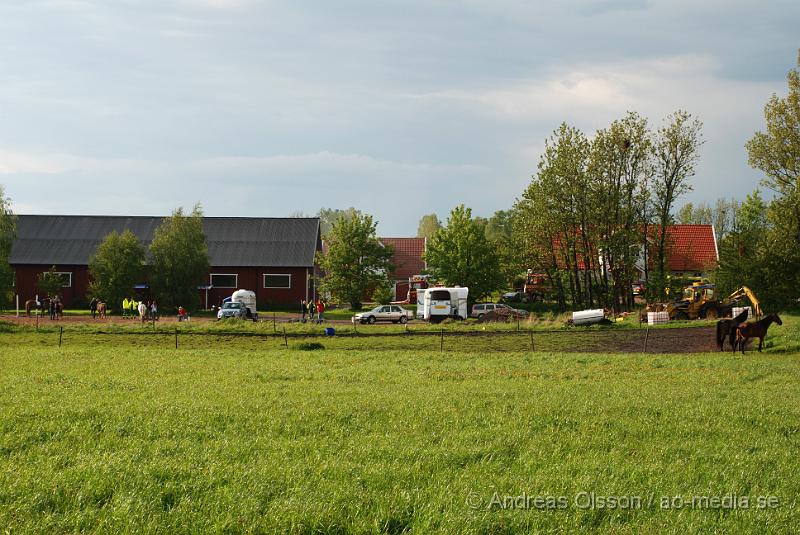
[353,305,413,324]
[217,301,249,319]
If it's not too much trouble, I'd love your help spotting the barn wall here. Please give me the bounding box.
[12,265,311,310]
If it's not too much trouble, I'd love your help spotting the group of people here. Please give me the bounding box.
[120,297,158,322]
[48,295,62,320]
[301,299,326,323]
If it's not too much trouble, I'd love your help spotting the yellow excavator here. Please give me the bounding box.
[726,286,762,319]
[664,283,761,320]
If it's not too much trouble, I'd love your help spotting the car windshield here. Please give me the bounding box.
[223,302,243,309]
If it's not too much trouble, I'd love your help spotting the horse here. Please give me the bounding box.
[735,314,782,354]
[24,298,49,317]
[96,302,107,319]
[716,308,750,351]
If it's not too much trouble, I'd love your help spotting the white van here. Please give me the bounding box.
[417,287,469,322]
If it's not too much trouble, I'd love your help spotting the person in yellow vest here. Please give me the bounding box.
[122,297,129,318]
[129,298,138,318]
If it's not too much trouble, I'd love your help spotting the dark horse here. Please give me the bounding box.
[736,314,782,354]
[716,308,750,351]
[24,298,50,317]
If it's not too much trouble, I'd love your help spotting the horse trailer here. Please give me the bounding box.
[416,287,469,322]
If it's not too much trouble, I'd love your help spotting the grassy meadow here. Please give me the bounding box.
[0,315,798,533]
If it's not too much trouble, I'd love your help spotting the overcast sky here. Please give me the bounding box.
[0,1,797,235]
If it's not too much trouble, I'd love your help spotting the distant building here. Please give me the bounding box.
[379,237,426,300]
[9,215,322,308]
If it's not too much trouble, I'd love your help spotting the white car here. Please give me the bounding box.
[353,305,413,324]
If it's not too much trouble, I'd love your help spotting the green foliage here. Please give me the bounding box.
[738,53,800,308]
[149,205,209,312]
[416,213,441,239]
[373,282,394,305]
[316,212,394,310]
[88,230,145,311]
[318,207,362,238]
[424,205,503,302]
[0,186,15,308]
[651,110,704,298]
[36,265,65,299]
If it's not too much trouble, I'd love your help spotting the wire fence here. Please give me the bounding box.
[16,324,719,354]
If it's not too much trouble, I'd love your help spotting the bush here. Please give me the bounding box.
[295,342,325,351]
[373,284,394,305]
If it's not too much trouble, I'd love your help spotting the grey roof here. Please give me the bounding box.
[10,215,321,267]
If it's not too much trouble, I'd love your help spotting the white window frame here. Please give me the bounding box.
[263,273,291,289]
[54,272,72,288]
[210,273,238,288]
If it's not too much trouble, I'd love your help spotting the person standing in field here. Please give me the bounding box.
[307,300,315,321]
[151,301,158,320]
[301,299,307,323]
[90,297,98,319]
[122,297,129,319]
[138,300,147,323]
[316,299,325,324]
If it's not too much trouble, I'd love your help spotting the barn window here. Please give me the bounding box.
[54,272,72,288]
[263,274,291,289]
[210,273,238,288]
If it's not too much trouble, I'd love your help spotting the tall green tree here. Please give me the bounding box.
[37,265,65,300]
[424,205,503,303]
[416,213,442,239]
[651,110,704,298]
[318,207,363,238]
[0,186,15,307]
[316,212,394,310]
[744,51,800,307]
[89,230,146,312]
[150,205,209,312]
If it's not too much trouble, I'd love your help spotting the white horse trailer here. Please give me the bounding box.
[416,287,469,322]
[231,289,258,320]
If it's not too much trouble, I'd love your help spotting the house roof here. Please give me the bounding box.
[9,215,321,267]
[664,224,718,272]
[379,237,426,280]
[549,224,718,273]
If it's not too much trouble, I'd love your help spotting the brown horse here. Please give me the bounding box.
[96,302,107,319]
[736,314,782,354]
[716,308,750,351]
[24,299,49,317]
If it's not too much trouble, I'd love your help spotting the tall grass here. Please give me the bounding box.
[1,333,798,532]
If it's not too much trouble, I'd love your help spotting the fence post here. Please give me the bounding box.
[440,328,444,351]
[530,331,534,352]
[283,326,288,347]
[59,326,63,347]
[517,318,520,331]
[643,327,649,353]
[36,313,39,331]
[175,327,178,349]
[273,313,276,333]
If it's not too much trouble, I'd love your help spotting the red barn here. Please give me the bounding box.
[9,215,322,310]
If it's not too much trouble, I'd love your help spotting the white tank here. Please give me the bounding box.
[572,309,605,326]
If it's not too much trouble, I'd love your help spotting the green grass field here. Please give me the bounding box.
[1,316,798,533]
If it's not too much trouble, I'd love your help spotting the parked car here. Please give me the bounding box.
[353,305,413,324]
[501,291,529,303]
[470,302,529,319]
[217,301,249,320]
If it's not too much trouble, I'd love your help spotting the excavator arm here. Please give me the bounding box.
[727,286,762,318]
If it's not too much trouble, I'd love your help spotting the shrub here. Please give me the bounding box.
[296,342,325,351]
